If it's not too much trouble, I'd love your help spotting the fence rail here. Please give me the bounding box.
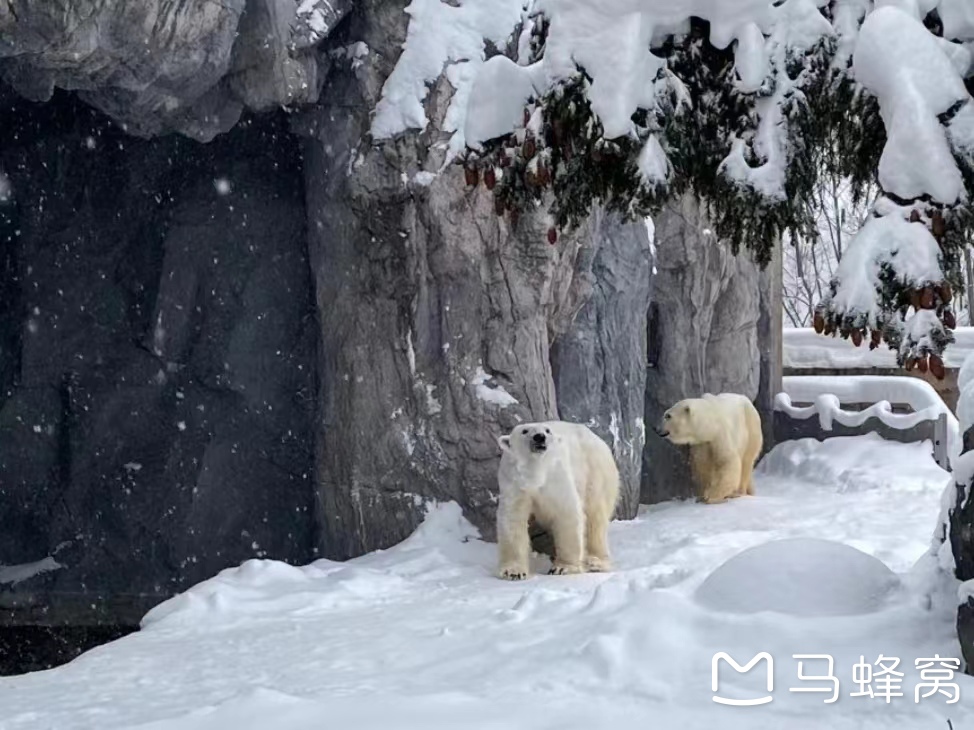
[774,376,958,471]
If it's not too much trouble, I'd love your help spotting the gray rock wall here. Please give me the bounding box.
[297,0,653,558]
[641,194,776,503]
[0,0,777,633]
[551,210,654,519]
[0,0,352,140]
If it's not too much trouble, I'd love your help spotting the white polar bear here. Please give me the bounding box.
[657,392,763,504]
[495,421,620,580]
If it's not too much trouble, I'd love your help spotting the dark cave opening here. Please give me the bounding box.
[0,85,319,675]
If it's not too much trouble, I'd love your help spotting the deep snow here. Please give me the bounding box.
[0,435,971,729]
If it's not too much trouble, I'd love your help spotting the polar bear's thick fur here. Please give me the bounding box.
[495,421,620,580]
[658,392,763,504]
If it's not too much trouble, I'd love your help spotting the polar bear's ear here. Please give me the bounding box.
[498,435,511,452]
[683,404,691,415]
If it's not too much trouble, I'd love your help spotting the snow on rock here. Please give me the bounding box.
[469,366,518,408]
[0,556,63,586]
[784,325,974,369]
[370,0,527,158]
[0,437,969,729]
[695,537,900,616]
[825,211,943,323]
[854,6,969,204]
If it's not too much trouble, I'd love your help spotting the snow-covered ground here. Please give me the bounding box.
[785,326,974,370]
[1,435,971,729]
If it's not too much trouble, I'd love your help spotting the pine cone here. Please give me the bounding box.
[931,211,946,238]
[910,289,922,311]
[871,329,882,348]
[484,168,496,191]
[552,118,564,145]
[464,166,479,187]
[918,355,929,374]
[851,329,863,347]
[813,311,825,334]
[904,356,916,371]
[938,281,953,304]
[522,138,537,160]
[499,151,511,169]
[920,286,935,310]
[909,209,921,223]
[930,354,946,380]
[547,227,558,245]
[944,309,957,329]
[494,197,505,216]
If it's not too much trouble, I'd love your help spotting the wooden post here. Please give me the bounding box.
[934,412,950,471]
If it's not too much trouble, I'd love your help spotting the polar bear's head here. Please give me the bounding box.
[657,398,713,446]
[498,422,558,463]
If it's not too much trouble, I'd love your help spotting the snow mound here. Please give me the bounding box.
[695,537,900,616]
[142,504,480,630]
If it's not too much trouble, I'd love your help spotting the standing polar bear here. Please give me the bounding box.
[495,421,619,580]
[657,393,763,504]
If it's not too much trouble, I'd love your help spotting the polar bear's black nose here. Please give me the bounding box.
[532,433,546,444]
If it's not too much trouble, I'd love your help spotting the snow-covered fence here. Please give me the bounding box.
[783,327,974,413]
[774,375,959,471]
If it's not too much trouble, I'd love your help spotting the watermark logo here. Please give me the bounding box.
[712,651,774,706]
[790,654,838,703]
[712,653,962,706]
[915,656,962,704]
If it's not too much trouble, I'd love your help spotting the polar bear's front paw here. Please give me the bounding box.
[499,566,528,581]
[698,494,726,505]
[548,562,583,576]
[585,556,612,573]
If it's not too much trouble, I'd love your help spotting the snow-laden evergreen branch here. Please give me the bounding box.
[372,0,974,368]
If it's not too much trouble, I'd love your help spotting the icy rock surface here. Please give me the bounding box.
[0,0,353,140]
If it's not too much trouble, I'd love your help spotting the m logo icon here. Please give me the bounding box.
[712,652,774,706]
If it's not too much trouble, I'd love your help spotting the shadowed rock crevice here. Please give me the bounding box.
[0,90,317,623]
